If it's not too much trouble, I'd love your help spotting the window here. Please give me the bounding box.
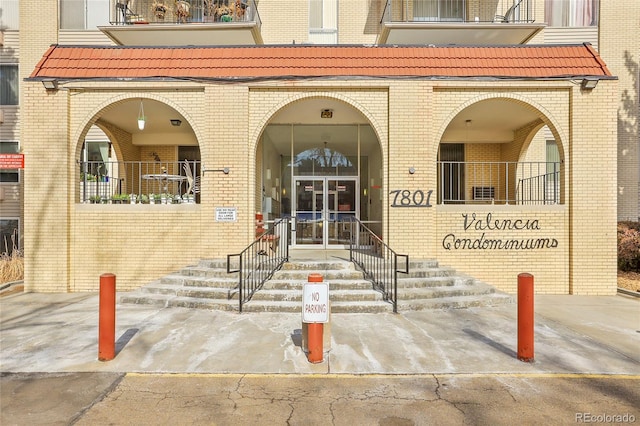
[438,143,465,203]
[0,0,19,29]
[0,219,19,255]
[309,0,338,44]
[0,65,18,106]
[414,0,465,22]
[0,141,20,183]
[546,140,560,204]
[545,0,599,27]
[60,0,110,30]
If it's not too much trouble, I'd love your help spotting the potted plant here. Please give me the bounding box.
[153,193,162,204]
[111,193,129,204]
[89,195,102,204]
[175,0,190,23]
[139,194,150,204]
[153,1,168,19]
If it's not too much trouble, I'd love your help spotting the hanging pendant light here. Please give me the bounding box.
[137,100,146,130]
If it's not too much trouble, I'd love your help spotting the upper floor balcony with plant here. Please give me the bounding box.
[378,0,543,45]
[100,0,263,45]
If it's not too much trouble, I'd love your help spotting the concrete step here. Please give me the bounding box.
[398,283,497,300]
[280,261,357,271]
[120,293,238,311]
[397,276,457,288]
[264,278,374,291]
[404,267,456,279]
[240,299,391,314]
[398,293,514,310]
[119,256,513,313]
[159,274,237,288]
[250,288,385,303]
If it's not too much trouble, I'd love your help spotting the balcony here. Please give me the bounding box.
[378,0,544,45]
[437,161,561,205]
[99,0,263,46]
[78,160,201,204]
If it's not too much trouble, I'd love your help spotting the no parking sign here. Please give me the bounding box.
[302,281,329,323]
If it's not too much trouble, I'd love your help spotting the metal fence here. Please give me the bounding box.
[437,161,561,205]
[78,160,201,204]
[111,0,261,26]
[382,0,535,24]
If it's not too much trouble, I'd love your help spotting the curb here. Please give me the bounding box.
[617,287,640,298]
[0,280,24,297]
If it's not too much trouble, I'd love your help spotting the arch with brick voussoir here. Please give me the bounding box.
[72,93,204,163]
[251,92,388,246]
[433,92,568,205]
[250,92,387,161]
[71,93,204,203]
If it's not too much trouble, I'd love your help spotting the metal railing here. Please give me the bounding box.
[78,160,201,204]
[437,161,561,205]
[227,218,289,313]
[381,0,535,24]
[111,0,261,27]
[517,169,560,205]
[347,217,409,313]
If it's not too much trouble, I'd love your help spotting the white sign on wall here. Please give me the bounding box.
[302,282,329,323]
[215,207,238,222]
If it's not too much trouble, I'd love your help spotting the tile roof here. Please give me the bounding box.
[29,44,613,81]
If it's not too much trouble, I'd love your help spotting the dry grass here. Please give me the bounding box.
[0,249,24,285]
[618,270,640,292]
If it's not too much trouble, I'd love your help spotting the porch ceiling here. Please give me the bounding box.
[98,99,195,143]
[94,97,536,146]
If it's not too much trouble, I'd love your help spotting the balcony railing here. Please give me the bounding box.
[382,0,535,24]
[78,160,201,204]
[437,161,561,205]
[111,0,261,26]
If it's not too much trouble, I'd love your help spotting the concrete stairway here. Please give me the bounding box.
[120,257,513,312]
[397,260,514,310]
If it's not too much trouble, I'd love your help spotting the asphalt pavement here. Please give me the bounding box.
[1,291,638,425]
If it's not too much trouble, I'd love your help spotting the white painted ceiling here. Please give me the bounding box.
[96,93,541,150]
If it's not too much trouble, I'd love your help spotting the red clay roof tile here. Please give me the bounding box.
[28,44,613,81]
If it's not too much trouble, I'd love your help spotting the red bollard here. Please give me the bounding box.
[517,273,534,362]
[98,273,116,361]
[306,273,324,363]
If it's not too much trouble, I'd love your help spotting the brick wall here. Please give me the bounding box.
[599,0,640,221]
[21,77,617,295]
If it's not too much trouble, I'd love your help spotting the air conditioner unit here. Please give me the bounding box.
[473,186,495,200]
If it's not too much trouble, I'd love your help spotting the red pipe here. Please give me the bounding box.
[517,273,534,362]
[98,273,116,361]
[307,273,324,363]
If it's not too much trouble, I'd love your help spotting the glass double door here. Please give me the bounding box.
[293,178,357,248]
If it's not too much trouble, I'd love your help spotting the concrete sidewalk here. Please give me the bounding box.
[0,292,638,375]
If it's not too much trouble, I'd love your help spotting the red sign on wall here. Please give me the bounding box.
[0,154,24,169]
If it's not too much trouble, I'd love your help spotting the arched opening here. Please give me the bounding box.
[76,98,201,204]
[437,98,564,205]
[258,99,383,248]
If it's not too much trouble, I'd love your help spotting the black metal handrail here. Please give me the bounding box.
[227,218,289,312]
[347,217,409,313]
[516,170,560,205]
[78,160,201,204]
[381,0,535,24]
[110,0,261,28]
